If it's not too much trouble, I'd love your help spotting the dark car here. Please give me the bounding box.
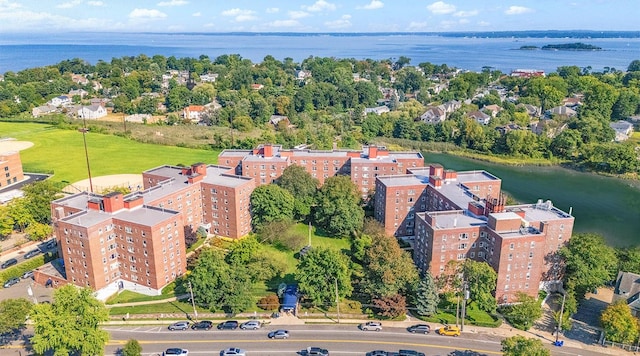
[407,324,431,334]
[366,351,390,356]
[1,258,18,269]
[398,350,425,356]
[163,348,188,355]
[191,320,213,330]
[3,277,20,288]
[24,249,41,259]
[217,320,239,330]
[306,346,329,356]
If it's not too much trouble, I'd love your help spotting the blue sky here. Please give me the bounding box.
[0,0,637,33]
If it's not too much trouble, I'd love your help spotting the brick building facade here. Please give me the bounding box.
[0,151,24,189]
[375,164,573,303]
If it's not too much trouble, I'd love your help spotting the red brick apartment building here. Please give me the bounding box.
[375,164,574,303]
[219,144,424,196]
[50,163,254,297]
[0,151,24,188]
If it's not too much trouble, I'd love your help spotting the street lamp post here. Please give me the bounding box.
[555,292,566,344]
[188,281,198,322]
[78,117,94,193]
[461,282,469,331]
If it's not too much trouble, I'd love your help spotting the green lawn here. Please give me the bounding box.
[0,122,220,184]
[108,300,209,315]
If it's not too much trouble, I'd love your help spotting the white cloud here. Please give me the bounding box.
[266,7,279,13]
[192,12,201,17]
[407,21,428,31]
[129,8,167,19]
[0,0,22,11]
[288,10,309,19]
[57,0,82,9]
[222,8,257,22]
[324,14,351,29]
[267,19,301,28]
[304,0,336,12]
[505,6,533,15]
[454,10,478,17]
[358,0,383,10]
[157,0,188,6]
[478,21,490,27]
[87,1,104,6]
[427,1,456,15]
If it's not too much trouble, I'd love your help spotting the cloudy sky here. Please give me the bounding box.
[0,0,637,33]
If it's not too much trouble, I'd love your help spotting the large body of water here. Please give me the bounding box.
[426,153,640,248]
[1,32,639,74]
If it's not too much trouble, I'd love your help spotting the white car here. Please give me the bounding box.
[240,320,261,330]
[220,347,246,356]
[359,321,382,331]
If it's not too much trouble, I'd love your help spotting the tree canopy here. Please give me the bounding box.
[0,298,33,334]
[250,184,295,228]
[559,233,617,298]
[31,285,110,356]
[463,259,498,312]
[295,247,352,307]
[501,335,550,356]
[277,165,318,220]
[314,176,364,237]
[600,300,640,344]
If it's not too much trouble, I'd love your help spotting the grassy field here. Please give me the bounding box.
[0,122,220,184]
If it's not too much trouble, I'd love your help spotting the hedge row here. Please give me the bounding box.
[0,255,46,282]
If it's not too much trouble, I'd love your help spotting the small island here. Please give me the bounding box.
[519,42,603,51]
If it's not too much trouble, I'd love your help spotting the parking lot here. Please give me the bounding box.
[0,277,53,303]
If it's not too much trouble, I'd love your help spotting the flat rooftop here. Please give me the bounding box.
[203,173,253,187]
[60,204,179,228]
[418,210,487,229]
[456,170,500,184]
[376,174,429,187]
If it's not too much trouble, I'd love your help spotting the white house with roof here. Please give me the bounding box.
[69,89,88,98]
[32,105,57,118]
[200,73,218,83]
[545,106,577,118]
[610,120,634,141]
[468,110,491,125]
[420,107,446,124]
[364,106,390,116]
[49,95,71,107]
[77,104,107,120]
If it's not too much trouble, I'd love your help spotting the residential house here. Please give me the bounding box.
[562,96,583,108]
[200,73,218,83]
[420,107,446,124]
[90,98,110,107]
[545,106,577,119]
[69,89,88,98]
[517,103,542,118]
[613,271,640,316]
[77,104,107,120]
[49,95,71,107]
[610,120,634,142]
[441,100,462,114]
[468,110,491,125]
[124,113,151,123]
[482,104,503,118]
[32,105,57,118]
[364,106,390,116]
[495,123,521,135]
[296,70,312,82]
[71,74,89,85]
[511,69,545,78]
[251,84,264,90]
[183,105,206,122]
[269,115,291,127]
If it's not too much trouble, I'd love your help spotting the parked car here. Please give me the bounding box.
[398,350,425,356]
[24,249,41,259]
[240,320,261,330]
[407,324,431,334]
[437,325,461,337]
[21,270,34,279]
[3,277,20,288]
[168,321,190,331]
[1,258,18,269]
[267,329,289,339]
[306,347,329,356]
[220,347,246,356]
[359,321,382,331]
[366,351,390,356]
[217,320,239,330]
[191,320,213,330]
[163,348,188,355]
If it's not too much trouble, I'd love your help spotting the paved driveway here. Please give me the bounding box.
[0,278,53,303]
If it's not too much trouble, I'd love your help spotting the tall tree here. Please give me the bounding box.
[500,292,543,331]
[463,259,498,312]
[314,176,364,237]
[295,247,352,307]
[415,272,439,317]
[277,165,318,220]
[559,233,617,298]
[0,298,33,334]
[0,205,14,238]
[501,335,550,356]
[22,180,62,224]
[250,184,295,228]
[31,285,109,356]
[600,300,640,344]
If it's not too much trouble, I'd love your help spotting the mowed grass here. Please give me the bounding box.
[0,122,220,183]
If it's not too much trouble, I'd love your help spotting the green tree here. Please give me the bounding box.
[25,221,53,241]
[415,272,439,317]
[22,180,62,224]
[0,205,15,238]
[31,285,110,356]
[501,335,550,356]
[463,260,498,312]
[250,184,295,228]
[0,298,33,334]
[314,176,364,237]
[277,165,318,220]
[361,227,419,299]
[122,339,142,356]
[617,247,640,274]
[295,247,352,307]
[501,292,543,331]
[600,300,640,344]
[7,198,34,232]
[559,233,617,298]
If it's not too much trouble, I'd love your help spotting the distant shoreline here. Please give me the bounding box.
[519,42,604,51]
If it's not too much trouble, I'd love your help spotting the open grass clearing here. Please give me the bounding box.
[0,122,219,184]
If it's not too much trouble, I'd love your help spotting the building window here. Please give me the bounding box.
[508,253,513,261]
[460,233,469,240]
[510,243,514,250]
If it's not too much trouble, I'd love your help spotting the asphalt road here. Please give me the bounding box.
[103,325,609,356]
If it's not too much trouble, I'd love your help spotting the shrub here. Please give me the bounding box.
[372,294,406,319]
[257,293,280,311]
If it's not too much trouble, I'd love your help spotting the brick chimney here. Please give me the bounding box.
[124,195,144,209]
[369,146,378,159]
[103,192,124,213]
[263,144,273,158]
[191,163,207,176]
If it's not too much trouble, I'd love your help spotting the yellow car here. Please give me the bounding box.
[437,325,461,337]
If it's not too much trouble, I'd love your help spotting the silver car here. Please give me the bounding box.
[220,347,246,356]
[267,329,289,339]
[168,321,190,331]
[240,320,261,330]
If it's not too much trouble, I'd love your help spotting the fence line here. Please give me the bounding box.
[602,340,640,352]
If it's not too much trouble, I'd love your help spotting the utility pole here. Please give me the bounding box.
[79,117,94,193]
[188,281,198,322]
[555,292,566,344]
[461,282,469,331]
[335,277,340,324]
[455,292,460,328]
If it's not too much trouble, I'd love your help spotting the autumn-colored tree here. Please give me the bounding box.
[600,300,640,344]
[372,294,406,318]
